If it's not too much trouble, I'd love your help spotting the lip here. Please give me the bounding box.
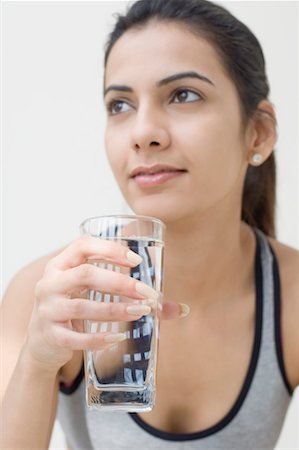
[130,164,187,178]
[130,164,187,188]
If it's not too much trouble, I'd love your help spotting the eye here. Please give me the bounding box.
[106,99,132,115]
[172,89,203,104]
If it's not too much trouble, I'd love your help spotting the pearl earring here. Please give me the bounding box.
[251,153,263,166]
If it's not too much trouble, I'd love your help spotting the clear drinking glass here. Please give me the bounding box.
[79,215,165,412]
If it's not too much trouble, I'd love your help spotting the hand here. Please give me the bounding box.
[24,236,189,374]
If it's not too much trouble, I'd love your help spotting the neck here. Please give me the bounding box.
[163,214,256,311]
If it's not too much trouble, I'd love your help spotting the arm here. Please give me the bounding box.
[1,255,62,449]
[1,238,186,449]
[1,350,59,448]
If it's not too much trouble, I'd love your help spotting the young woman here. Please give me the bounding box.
[2,0,298,449]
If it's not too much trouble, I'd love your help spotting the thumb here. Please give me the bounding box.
[160,301,190,320]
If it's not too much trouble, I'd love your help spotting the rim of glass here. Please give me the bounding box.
[80,214,165,230]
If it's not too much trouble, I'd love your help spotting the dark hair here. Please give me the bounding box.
[104,0,276,237]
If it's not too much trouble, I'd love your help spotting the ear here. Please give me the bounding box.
[245,100,277,166]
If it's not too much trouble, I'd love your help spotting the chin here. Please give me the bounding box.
[128,199,187,225]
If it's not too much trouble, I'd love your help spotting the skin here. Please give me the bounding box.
[103,21,299,432]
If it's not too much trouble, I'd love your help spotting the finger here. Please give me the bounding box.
[160,301,190,320]
[51,326,128,351]
[43,298,152,322]
[37,264,159,300]
[46,235,143,271]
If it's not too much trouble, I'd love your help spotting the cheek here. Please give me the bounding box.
[105,128,124,179]
[175,114,245,192]
[179,109,244,162]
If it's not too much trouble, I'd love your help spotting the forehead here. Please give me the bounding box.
[105,21,229,87]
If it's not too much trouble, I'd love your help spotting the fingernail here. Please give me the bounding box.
[179,303,190,318]
[135,282,159,300]
[126,305,151,315]
[104,333,127,343]
[127,250,143,265]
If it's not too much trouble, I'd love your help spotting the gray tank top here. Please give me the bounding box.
[57,228,293,449]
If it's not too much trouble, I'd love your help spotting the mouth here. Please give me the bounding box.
[130,164,187,188]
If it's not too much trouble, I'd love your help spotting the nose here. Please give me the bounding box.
[130,108,171,152]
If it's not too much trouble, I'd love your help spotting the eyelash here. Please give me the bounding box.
[106,99,131,115]
[172,88,204,103]
[106,88,204,115]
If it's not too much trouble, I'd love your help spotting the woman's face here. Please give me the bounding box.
[104,21,251,224]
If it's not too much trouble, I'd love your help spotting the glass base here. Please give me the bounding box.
[86,384,155,411]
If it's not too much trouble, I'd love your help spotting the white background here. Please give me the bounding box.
[2,1,299,448]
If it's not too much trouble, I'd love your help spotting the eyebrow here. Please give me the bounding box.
[158,71,215,87]
[103,71,215,97]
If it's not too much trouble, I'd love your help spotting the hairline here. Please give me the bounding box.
[104,17,254,130]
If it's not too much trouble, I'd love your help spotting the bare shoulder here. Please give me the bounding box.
[268,237,299,390]
[1,244,68,336]
[268,237,299,282]
[2,245,67,335]
[2,245,66,304]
